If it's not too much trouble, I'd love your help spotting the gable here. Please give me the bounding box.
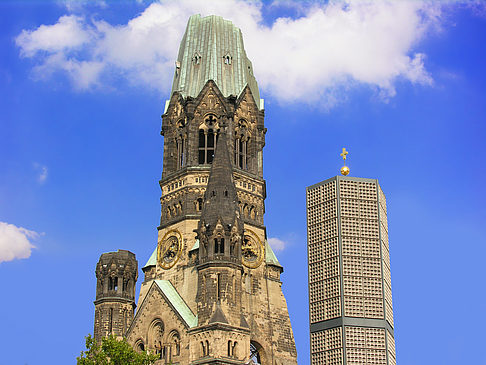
[126,280,197,343]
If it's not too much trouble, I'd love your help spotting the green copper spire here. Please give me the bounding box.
[171,14,261,106]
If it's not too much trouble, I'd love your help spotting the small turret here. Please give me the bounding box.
[93,250,138,342]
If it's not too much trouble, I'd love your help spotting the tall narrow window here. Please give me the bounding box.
[109,308,113,333]
[177,137,185,168]
[217,273,221,301]
[214,238,224,254]
[198,115,218,164]
[234,120,249,169]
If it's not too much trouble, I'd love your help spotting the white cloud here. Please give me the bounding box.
[268,237,287,252]
[0,222,39,263]
[33,163,48,184]
[16,0,441,105]
[16,15,91,57]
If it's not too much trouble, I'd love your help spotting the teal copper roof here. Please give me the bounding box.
[265,239,282,267]
[143,247,157,269]
[171,14,261,106]
[154,280,198,328]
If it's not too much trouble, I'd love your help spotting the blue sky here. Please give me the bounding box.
[1,1,486,364]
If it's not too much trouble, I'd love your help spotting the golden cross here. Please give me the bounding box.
[340,147,348,162]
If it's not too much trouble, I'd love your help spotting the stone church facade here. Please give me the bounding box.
[92,15,298,365]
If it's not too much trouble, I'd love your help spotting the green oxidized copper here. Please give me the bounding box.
[171,14,261,106]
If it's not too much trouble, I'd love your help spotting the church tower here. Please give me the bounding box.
[306,152,396,365]
[93,250,138,342]
[120,14,297,364]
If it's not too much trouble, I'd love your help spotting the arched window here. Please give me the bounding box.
[135,340,145,352]
[149,320,164,358]
[214,238,224,254]
[195,198,203,211]
[177,138,185,168]
[198,115,218,164]
[193,52,201,65]
[234,119,249,169]
[176,120,186,169]
[109,277,118,292]
[223,53,232,65]
[228,340,232,356]
[250,341,262,364]
[171,331,180,356]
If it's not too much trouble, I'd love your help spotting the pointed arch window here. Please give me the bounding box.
[250,341,262,364]
[234,119,249,170]
[176,120,186,169]
[193,51,202,65]
[198,115,218,164]
[214,238,225,255]
[223,53,232,65]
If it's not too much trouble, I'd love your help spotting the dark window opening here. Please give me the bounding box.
[214,238,224,255]
[109,308,113,333]
[217,273,221,301]
[198,129,217,164]
[196,198,203,211]
[250,342,262,364]
[234,136,249,169]
[109,277,118,291]
[177,137,185,169]
[198,115,218,164]
[172,332,180,356]
[224,190,228,197]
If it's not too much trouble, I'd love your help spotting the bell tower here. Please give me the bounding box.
[93,250,138,342]
[121,15,297,364]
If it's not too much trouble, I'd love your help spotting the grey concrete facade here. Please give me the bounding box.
[307,176,396,365]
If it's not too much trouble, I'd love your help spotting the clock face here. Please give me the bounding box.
[158,230,182,269]
[242,231,264,269]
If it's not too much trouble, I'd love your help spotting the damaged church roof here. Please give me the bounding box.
[154,280,198,328]
[171,14,261,107]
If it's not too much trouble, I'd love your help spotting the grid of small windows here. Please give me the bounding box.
[311,328,343,365]
[387,331,396,365]
[378,185,387,211]
[379,204,388,230]
[377,190,394,329]
[309,253,341,323]
[345,327,387,365]
[340,179,384,319]
[308,181,341,324]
